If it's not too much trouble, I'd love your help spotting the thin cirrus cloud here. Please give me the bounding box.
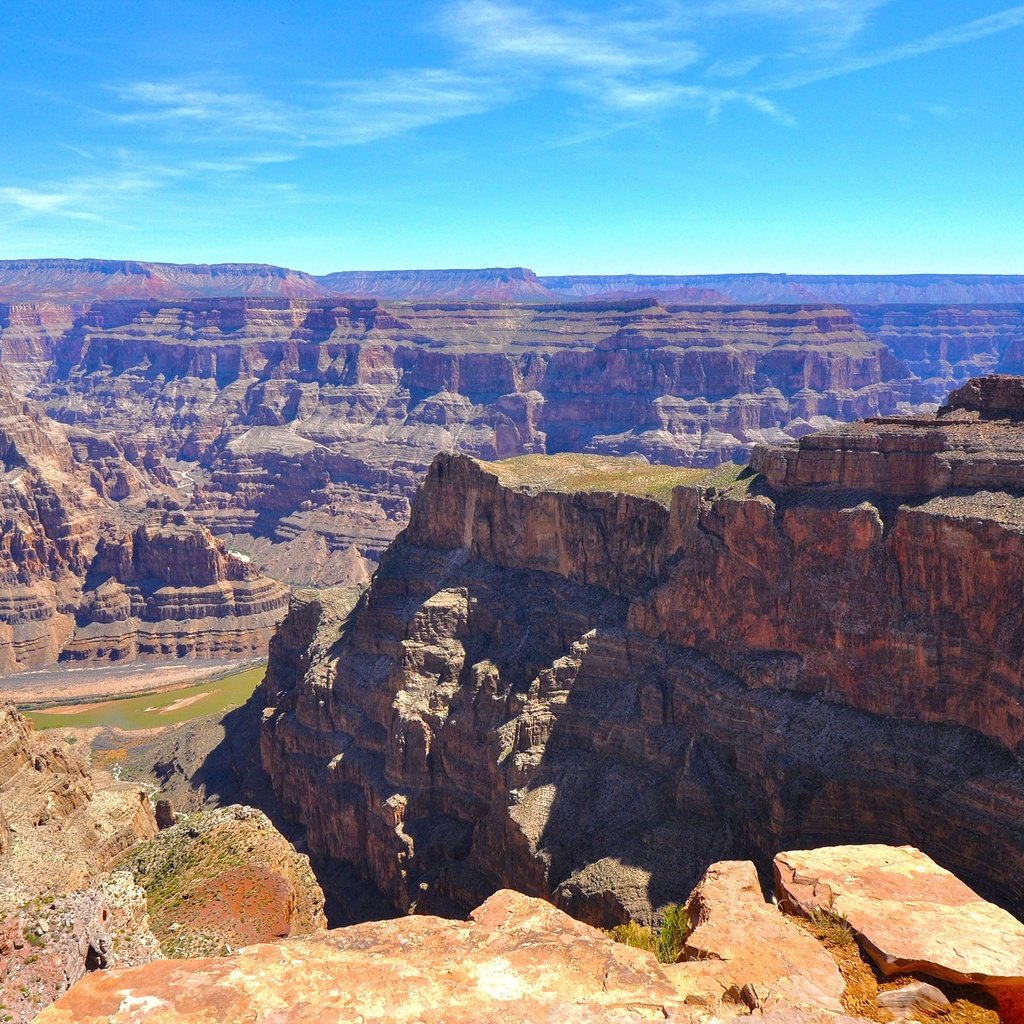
[768,5,1024,89]
[101,2,1024,153]
[0,169,173,223]
[110,69,505,148]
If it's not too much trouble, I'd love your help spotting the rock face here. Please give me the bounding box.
[117,804,326,958]
[3,294,1022,591]
[0,703,161,1020]
[36,891,683,1024]
[0,703,157,896]
[257,380,1024,929]
[680,860,845,1013]
[0,366,290,671]
[775,845,1024,999]
[5,297,937,588]
[41,860,1017,1024]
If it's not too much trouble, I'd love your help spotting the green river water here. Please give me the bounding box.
[24,665,266,731]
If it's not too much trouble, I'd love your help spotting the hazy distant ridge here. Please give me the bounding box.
[2,258,1024,304]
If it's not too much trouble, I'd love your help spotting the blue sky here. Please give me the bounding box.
[1,1,1022,274]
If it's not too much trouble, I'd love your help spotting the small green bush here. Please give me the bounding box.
[609,920,657,954]
[610,903,690,964]
[656,903,689,963]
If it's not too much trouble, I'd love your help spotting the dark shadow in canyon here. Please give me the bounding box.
[528,631,1024,924]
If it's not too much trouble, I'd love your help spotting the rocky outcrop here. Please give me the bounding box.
[0,703,161,1019]
[776,846,1024,983]
[680,861,845,1013]
[257,381,1024,930]
[39,856,1020,1023]
[775,844,1024,1019]
[117,804,326,958]
[3,292,1023,590]
[0,368,289,670]
[36,887,876,1024]
[0,703,157,899]
[0,871,160,1024]
[36,891,669,1023]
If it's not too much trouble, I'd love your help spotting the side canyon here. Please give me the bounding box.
[257,375,1024,931]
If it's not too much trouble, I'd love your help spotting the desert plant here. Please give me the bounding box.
[609,903,690,963]
[655,903,690,963]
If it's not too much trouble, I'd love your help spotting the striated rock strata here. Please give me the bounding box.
[0,366,289,671]
[258,377,1024,930]
[7,297,934,587]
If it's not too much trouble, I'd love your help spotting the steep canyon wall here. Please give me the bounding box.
[3,297,1022,591]
[257,379,1024,928]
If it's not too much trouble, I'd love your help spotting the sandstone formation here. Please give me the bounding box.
[117,804,326,958]
[0,703,157,897]
[36,887,879,1024]
[775,844,1024,1014]
[4,296,942,588]
[0,871,160,1024]
[2,293,1021,591]
[0,703,161,1020]
[257,378,1024,930]
[2,286,1022,598]
[679,860,845,1014]
[0,366,289,671]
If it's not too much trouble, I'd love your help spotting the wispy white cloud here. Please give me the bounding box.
[438,0,797,123]
[0,168,175,223]
[0,186,102,220]
[706,55,766,79]
[698,1,887,51]
[443,0,701,74]
[79,0,1024,170]
[110,69,503,147]
[769,6,1024,90]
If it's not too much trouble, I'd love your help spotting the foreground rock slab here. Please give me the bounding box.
[675,860,845,1014]
[40,890,696,1023]
[774,844,1024,997]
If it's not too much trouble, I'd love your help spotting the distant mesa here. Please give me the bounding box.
[3,257,1024,303]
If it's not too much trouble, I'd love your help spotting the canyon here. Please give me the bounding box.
[0,362,289,672]
[1,294,1022,609]
[256,376,1024,941]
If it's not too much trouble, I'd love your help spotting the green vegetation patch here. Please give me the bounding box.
[24,665,265,732]
[489,454,711,506]
[610,902,690,964]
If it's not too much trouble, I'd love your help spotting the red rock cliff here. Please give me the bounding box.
[257,378,1024,929]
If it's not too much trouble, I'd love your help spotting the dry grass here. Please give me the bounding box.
[609,904,690,964]
[792,911,1001,1024]
[489,453,710,506]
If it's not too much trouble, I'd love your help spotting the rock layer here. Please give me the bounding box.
[5,297,936,588]
[0,366,289,671]
[0,703,161,1020]
[38,887,876,1024]
[257,380,1024,928]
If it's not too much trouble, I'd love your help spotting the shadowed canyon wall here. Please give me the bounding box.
[256,379,1024,928]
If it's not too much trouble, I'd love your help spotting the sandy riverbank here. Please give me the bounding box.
[0,657,263,707]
